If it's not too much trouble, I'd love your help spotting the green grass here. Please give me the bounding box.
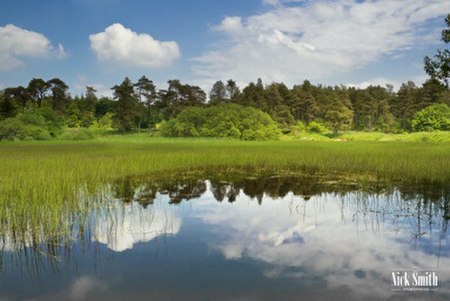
[286,130,450,142]
[338,131,450,142]
[0,134,449,251]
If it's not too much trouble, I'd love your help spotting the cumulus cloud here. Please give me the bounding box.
[347,74,428,91]
[215,16,244,35]
[0,24,65,70]
[89,23,180,68]
[193,0,450,86]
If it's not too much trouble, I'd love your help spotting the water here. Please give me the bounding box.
[0,176,449,300]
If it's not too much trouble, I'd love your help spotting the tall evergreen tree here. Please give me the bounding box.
[209,80,227,104]
[420,79,447,106]
[291,82,319,123]
[350,89,378,131]
[325,97,354,134]
[78,86,97,127]
[241,79,266,109]
[390,81,419,130]
[48,78,69,114]
[135,76,157,108]
[226,79,240,102]
[157,80,206,120]
[265,83,284,111]
[135,76,158,130]
[112,77,139,132]
[27,78,49,107]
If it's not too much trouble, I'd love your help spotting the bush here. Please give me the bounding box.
[94,112,114,129]
[412,104,450,132]
[0,118,49,140]
[61,128,96,140]
[37,107,64,137]
[307,121,329,134]
[0,109,65,140]
[0,120,45,140]
[160,104,281,140]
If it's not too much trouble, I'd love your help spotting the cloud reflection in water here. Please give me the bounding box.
[92,197,181,252]
[189,183,450,298]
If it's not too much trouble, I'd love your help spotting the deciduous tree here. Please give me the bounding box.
[424,14,450,87]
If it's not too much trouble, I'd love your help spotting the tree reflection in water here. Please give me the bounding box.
[0,173,448,300]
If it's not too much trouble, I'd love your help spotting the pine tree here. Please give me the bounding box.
[112,78,139,132]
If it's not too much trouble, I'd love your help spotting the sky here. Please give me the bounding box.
[0,0,449,97]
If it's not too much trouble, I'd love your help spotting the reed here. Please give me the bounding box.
[0,136,449,251]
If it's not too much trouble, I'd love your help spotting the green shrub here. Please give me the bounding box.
[307,121,329,134]
[0,108,64,141]
[412,104,450,132]
[289,121,306,136]
[61,128,96,140]
[160,104,281,140]
[0,110,63,140]
[38,107,64,137]
[0,118,49,140]
[93,112,114,129]
[293,121,307,132]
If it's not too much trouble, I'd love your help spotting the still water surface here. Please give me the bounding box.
[1,176,449,300]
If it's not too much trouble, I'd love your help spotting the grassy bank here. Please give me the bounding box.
[0,135,449,250]
[1,136,449,206]
[285,130,450,142]
[2,135,450,189]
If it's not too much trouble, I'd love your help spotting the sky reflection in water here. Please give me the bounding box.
[0,178,449,301]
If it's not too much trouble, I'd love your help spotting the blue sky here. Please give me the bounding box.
[0,0,449,96]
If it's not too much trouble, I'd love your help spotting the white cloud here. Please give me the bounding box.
[347,77,401,90]
[215,16,244,35]
[347,74,428,91]
[0,24,64,70]
[93,196,181,252]
[193,0,450,86]
[89,23,180,68]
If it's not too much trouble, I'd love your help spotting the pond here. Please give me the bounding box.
[0,175,449,300]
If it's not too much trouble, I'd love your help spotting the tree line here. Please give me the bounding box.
[0,75,448,135]
[0,14,449,139]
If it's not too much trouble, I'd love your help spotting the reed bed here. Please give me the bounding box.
[0,137,449,251]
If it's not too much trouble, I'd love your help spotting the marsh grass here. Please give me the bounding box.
[285,130,450,142]
[0,136,449,252]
